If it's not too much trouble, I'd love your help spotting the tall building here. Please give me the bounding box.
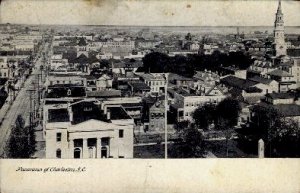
[274,0,287,57]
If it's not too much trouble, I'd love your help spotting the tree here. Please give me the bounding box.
[169,125,204,158]
[193,103,216,130]
[7,115,35,158]
[215,98,241,157]
[142,52,170,73]
[216,98,241,128]
[174,120,190,132]
[250,105,300,157]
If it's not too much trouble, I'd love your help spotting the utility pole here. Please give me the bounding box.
[164,73,168,159]
[27,89,35,129]
[36,73,43,106]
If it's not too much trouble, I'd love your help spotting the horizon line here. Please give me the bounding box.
[1,23,300,28]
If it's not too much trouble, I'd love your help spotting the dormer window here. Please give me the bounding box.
[84,107,93,111]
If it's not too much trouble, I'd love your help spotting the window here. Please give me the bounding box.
[56,133,62,142]
[56,149,61,158]
[50,81,53,85]
[84,107,93,111]
[119,156,124,158]
[119,130,124,138]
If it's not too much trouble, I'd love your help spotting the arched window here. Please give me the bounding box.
[56,149,61,158]
[74,148,81,159]
[101,147,108,158]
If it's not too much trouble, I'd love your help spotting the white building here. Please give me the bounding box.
[171,87,226,122]
[44,101,134,159]
[138,73,168,94]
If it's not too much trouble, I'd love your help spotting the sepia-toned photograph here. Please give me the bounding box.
[0,0,300,159]
[0,0,300,192]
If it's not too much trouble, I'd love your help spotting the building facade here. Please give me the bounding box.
[44,101,134,159]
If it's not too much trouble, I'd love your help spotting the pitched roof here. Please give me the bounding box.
[267,69,293,77]
[128,81,151,91]
[266,92,295,99]
[248,76,274,85]
[220,75,257,90]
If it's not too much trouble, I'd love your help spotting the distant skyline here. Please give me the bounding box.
[1,0,300,27]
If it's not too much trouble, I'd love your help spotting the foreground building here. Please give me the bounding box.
[44,100,134,159]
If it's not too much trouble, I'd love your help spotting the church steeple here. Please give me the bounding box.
[274,0,286,57]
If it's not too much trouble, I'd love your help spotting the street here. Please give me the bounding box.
[0,42,48,157]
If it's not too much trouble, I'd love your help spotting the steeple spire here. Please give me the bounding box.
[277,0,282,14]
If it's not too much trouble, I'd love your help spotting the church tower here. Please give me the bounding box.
[274,0,287,56]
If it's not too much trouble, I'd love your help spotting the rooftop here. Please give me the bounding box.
[46,85,86,98]
[128,81,151,91]
[266,92,295,100]
[248,76,274,85]
[86,90,121,98]
[107,106,132,120]
[267,69,293,77]
[220,75,257,90]
[71,101,104,124]
[48,108,69,123]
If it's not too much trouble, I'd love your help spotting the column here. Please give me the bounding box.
[83,138,89,159]
[97,138,101,158]
[69,139,74,159]
[108,138,111,158]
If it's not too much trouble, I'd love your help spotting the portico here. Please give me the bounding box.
[69,137,111,159]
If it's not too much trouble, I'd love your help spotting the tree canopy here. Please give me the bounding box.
[7,115,35,158]
[192,103,216,130]
[141,51,253,77]
[248,105,300,157]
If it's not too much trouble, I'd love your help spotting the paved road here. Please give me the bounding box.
[0,42,48,157]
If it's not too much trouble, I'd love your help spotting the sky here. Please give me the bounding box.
[0,0,300,26]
